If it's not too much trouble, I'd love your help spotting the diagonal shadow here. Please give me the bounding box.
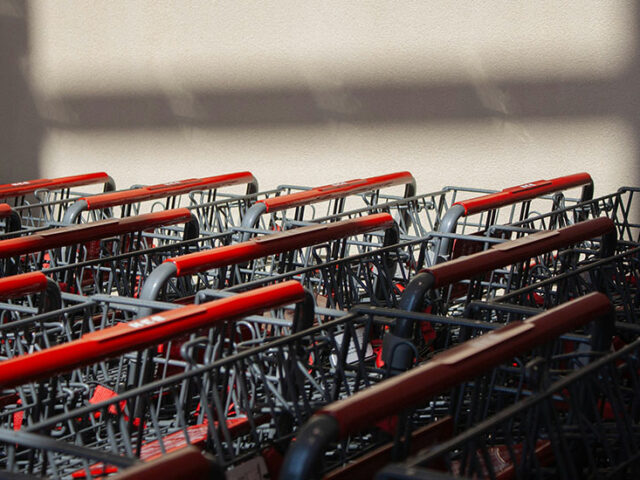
[0,0,42,182]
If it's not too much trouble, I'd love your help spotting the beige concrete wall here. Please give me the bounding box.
[10,1,640,195]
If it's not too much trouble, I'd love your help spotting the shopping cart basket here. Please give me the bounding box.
[0,281,320,434]
[378,313,640,479]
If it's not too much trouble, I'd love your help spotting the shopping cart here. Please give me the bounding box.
[0,173,116,235]
[0,290,610,479]
[378,315,640,479]
[473,185,640,252]
[61,172,259,230]
[137,213,399,313]
[0,172,116,208]
[382,217,616,372]
[279,293,614,480]
[0,209,202,293]
[237,172,416,239]
[0,282,326,436]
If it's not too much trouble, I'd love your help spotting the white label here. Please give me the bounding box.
[226,456,269,480]
[129,315,167,329]
[330,327,374,367]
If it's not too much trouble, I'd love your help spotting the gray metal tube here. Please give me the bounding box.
[137,262,179,316]
[6,210,21,233]
[381,271,435,373]
[104,175,116,192]
[279,415,340,480]
[238,202,267,242]
[182,214,200,241]
[61,199,89,225]
[434,203,466,262]
[246,177,259,196]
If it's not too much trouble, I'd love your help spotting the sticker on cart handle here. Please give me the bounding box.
[505,180,552,194]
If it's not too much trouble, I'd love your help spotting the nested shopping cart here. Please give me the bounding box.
[0,173,116,209]
[0,173,116,235]
[0,291,610,479]
[61,172,259,230]
[0,209,204,293]
[381,217,617,372]
[279,293,614,480]
[377,309,640,479]
[136,174,600,316]
[0,281,329,432]
[136,213,399,313]
[237,173,591,245]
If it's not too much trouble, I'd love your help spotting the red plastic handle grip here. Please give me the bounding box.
[0,280,306,388]
[169,213,394,276]
[427,216,614,287]
[0,172,112,198]
[259,172,415,213]
[0,208,194,259]
[319,292,611,437]
[0,204,13,219]
[0,272,49,300]
[454,173,593,216]
[82,172,256,210]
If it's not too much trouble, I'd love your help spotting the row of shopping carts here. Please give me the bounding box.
[0,169,637,479]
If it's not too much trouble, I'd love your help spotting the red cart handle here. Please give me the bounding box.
[0,272,50,300]
[0,208,196,259]
[169,213,394,276]
[454,173,593,216]
[428,216,614,288]
[80,172,257,210]
[279,292,613,479]
[0,172,115,198]
[0,281,306,388]
[259,172,415,213]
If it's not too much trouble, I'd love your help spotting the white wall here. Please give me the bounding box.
[24,1,639,195]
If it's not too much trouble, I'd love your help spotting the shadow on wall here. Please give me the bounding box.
[0,0,41,183]
[4,3,640,187]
